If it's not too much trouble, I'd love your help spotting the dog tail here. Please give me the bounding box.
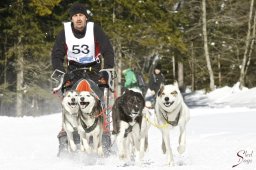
[162,138,166,154]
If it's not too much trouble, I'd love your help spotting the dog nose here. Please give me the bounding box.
[164,97,169,101]
[71,98,76,102]
[80,97,84,101]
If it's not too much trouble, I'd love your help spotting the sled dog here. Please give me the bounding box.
[112,89,145,161]
[77,91,104,156]
[62,90,80,152]
[155,82,190,166]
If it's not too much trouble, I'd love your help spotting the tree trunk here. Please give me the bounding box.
[190,42,195,91]
[172,55,176,80]
[245,8,256,76]
[178,61,184,91]
[16,45,24,116]
[239,0,254,89]
[202,0,215,90]
[218,54,221,87]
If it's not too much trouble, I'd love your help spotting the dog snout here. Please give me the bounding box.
[71,97,76,102]
[134,105,140,112]
[164,97,169,101]
[80,97,84,101]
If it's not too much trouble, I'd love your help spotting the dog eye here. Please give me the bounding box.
[171,91,177,95]
[161,92,165,96]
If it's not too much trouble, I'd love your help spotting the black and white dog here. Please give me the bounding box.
[112,89,145,161]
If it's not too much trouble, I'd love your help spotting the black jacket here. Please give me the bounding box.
[51,22,114,73]
[148,72,165,93]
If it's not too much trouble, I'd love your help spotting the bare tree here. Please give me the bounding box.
[239,0,255,89]
[202,0,215,90]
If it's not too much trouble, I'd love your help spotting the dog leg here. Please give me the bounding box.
[116,133,126,159]
[79,132,86,152]
[162,129,174,166]
[131,124,141,162]
[116,121,130,160]
[177,126,186,154]
[97,133,104,157]
[82,136,92,154]
[92,133,104,157]
[66,131,77,152]
[139,117,150,161]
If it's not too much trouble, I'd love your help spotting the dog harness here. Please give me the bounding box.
[124,124,133,138]
[63,111,78,131]
[160,106,181,126]
[80,116,99,133]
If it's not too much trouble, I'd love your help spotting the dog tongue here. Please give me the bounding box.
[80,102,89,106]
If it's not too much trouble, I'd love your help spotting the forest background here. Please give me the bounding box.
[0,0,255,116]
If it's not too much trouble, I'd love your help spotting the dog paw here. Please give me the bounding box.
[177,145,185,154]
[119,154,126,160]
[85,147,92,154]
[80,145,85,152]
[168,161,174,167]
[98,148,104,157]
[70,143,77,151]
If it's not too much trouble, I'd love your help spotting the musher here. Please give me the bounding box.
[51,2,115,155]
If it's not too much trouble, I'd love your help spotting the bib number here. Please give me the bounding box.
[72,44,90,54]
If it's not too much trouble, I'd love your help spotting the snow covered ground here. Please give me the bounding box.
[0,84,256,170]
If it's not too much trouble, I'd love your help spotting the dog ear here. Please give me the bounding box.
[91,96,102,115]
[124,88,131,94]
[158,84,164,97]
[173,80,179,88]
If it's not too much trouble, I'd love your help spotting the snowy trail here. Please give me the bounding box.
[0,107,255,170]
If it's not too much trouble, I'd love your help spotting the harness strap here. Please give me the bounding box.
[63,111,78,131]
[160,105,181,126]
[80,117,99,133]
[124,124,133,138]
[144,115,169,128]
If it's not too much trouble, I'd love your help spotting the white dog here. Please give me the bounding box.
[77,91,104,156]
[62,90,80,152]
[155,82,190,166]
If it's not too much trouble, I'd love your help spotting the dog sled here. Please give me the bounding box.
[51,67,116,157]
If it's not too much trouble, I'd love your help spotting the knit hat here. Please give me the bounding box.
[69,2,88,18]
[155,63,162,70]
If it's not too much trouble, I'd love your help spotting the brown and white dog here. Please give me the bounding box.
[77,91,104,156]
[61,90,80,152]
[155,82,190,166]
[111,89,146,162]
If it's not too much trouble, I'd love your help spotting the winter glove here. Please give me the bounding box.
[150,89,156,96]
[63,72,75,84]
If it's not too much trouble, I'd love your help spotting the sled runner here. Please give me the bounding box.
[51,67,116,157]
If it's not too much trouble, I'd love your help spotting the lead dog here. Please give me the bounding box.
[155,82,190,166]
[77,91,104,156]
[62,90,80,152]
[111,89,145,161]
